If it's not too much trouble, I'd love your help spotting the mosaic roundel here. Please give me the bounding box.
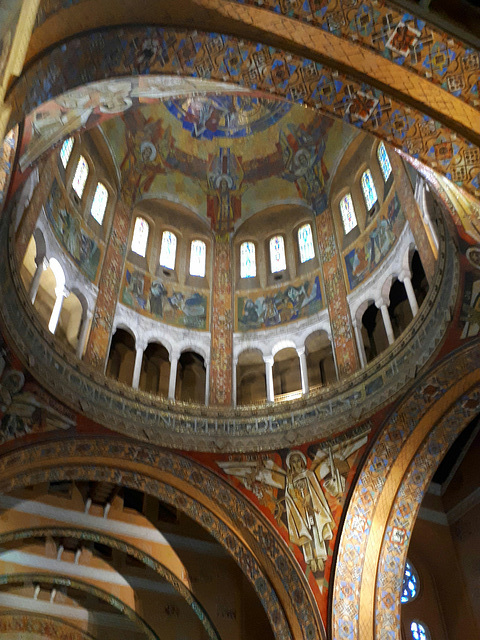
[164,94,291,139]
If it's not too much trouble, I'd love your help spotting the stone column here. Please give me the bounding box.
[29,257,47,304]
[15,151,57,261]
[204,360,210,406]
[264,355,275,403]
[48,287,68,334]
[76,308,92,359]
[209,233,233,405]
[132,342,146,389]
[353,319,367,368]
[315,208,360,377]
[297,346,309,395]
[232,357,238,407]
[400,272,419,317]
[84,199,130,370]
[389,150,436,283]
[378,300,395,346]
[168,351,179,400]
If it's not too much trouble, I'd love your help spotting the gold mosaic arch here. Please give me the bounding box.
[0,438,324,640]
[0,611,97,640]
[0,573,160,640]
[331,340,480,640]
[0,527,221,640]
[4,25,480,198]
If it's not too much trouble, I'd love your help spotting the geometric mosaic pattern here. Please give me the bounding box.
[375,386,480,640]
[6,26,480,196]
[332,340,480,640]
[0,612,96,640]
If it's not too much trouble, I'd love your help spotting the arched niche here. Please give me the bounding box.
[305,330,336,389]
[236,349,267,405]
[106,328,136,384]
[139,341,170,397]
[273,347,301,399]
[361,302,389,363]
[175,351,206,404]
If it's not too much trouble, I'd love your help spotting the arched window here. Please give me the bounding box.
[131,217,149,257]
[340,194,357,234]
[401,560,419,603]
[60,137,74,169]
[72,155,89,199]
[269,236,286,273]
[361,169,378,211]
[410,621,430,640]
[298,223,315,263]
[190,240,206,277]
[240,241,256,279]
[378,141,392,182]
[90,182,108,225]
[159,230,177,270]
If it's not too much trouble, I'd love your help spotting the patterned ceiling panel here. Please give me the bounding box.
[7,27,480,196]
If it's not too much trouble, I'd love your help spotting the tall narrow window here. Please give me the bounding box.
[270,235,286,273]
[72,155,89,199]
[401,560,418,603]
[361,169,378,211]
[378,141,392,182]
[340,194,357,234]
[240,241,256,278]
[131,217,149,257]
[60,137,74,169]
[410,622,430,640]
[159,231,177,270]
[90,182,108,225]
[190,240,206,277]
[298,224,315,263]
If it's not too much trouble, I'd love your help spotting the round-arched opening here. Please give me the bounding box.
[412,250,429,307]
[106,328,136,384]
[273,347,301,400]
[361,303,389,363]
[139,342,170,397]
[56,290,84,351]
[175,351,206,404]
[305,331,336,390]
[236,349,267,405]
[388,279,413,339]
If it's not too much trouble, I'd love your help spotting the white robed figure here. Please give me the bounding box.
[218,449,335,573]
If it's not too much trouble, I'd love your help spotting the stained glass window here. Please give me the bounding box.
[72,155,89,199]
[60,137,74,169]
[411,621,430,640]
[361,169,378,211]
[378,142,392,182]
[240,241,256,278]
[131,217,149,257]
[298,224,315,263]
[340,194,357,234]
[190,240,206,277]
[270,235,286,273]
[90,182,108,225]
[401,561,418,603]
[159,231,177,270]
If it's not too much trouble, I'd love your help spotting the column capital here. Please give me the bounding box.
[263,355,274,366]
[170,349,181,362]
[398,269,412,283]
[296,346,306,357]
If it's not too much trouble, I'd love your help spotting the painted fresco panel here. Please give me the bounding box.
[44,178,102,282]
[236,274,322,331]
[344,192,406,290]
[215,425,371,623]
[122,264,209,330]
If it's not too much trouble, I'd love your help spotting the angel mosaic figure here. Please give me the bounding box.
[218,450,334,572]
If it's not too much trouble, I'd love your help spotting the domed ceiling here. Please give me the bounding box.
[19,76,358,227]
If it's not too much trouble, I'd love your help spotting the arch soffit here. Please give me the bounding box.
[331,340,480,640]
[272,339,299,358]
[0,439,324,640]
[112,322,138,345]
[32,227,46,261]
[0,572,159,640]
[0,526,221,640]
[8,26,480,201]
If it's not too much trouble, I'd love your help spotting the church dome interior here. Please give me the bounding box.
[0,2,479,640]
